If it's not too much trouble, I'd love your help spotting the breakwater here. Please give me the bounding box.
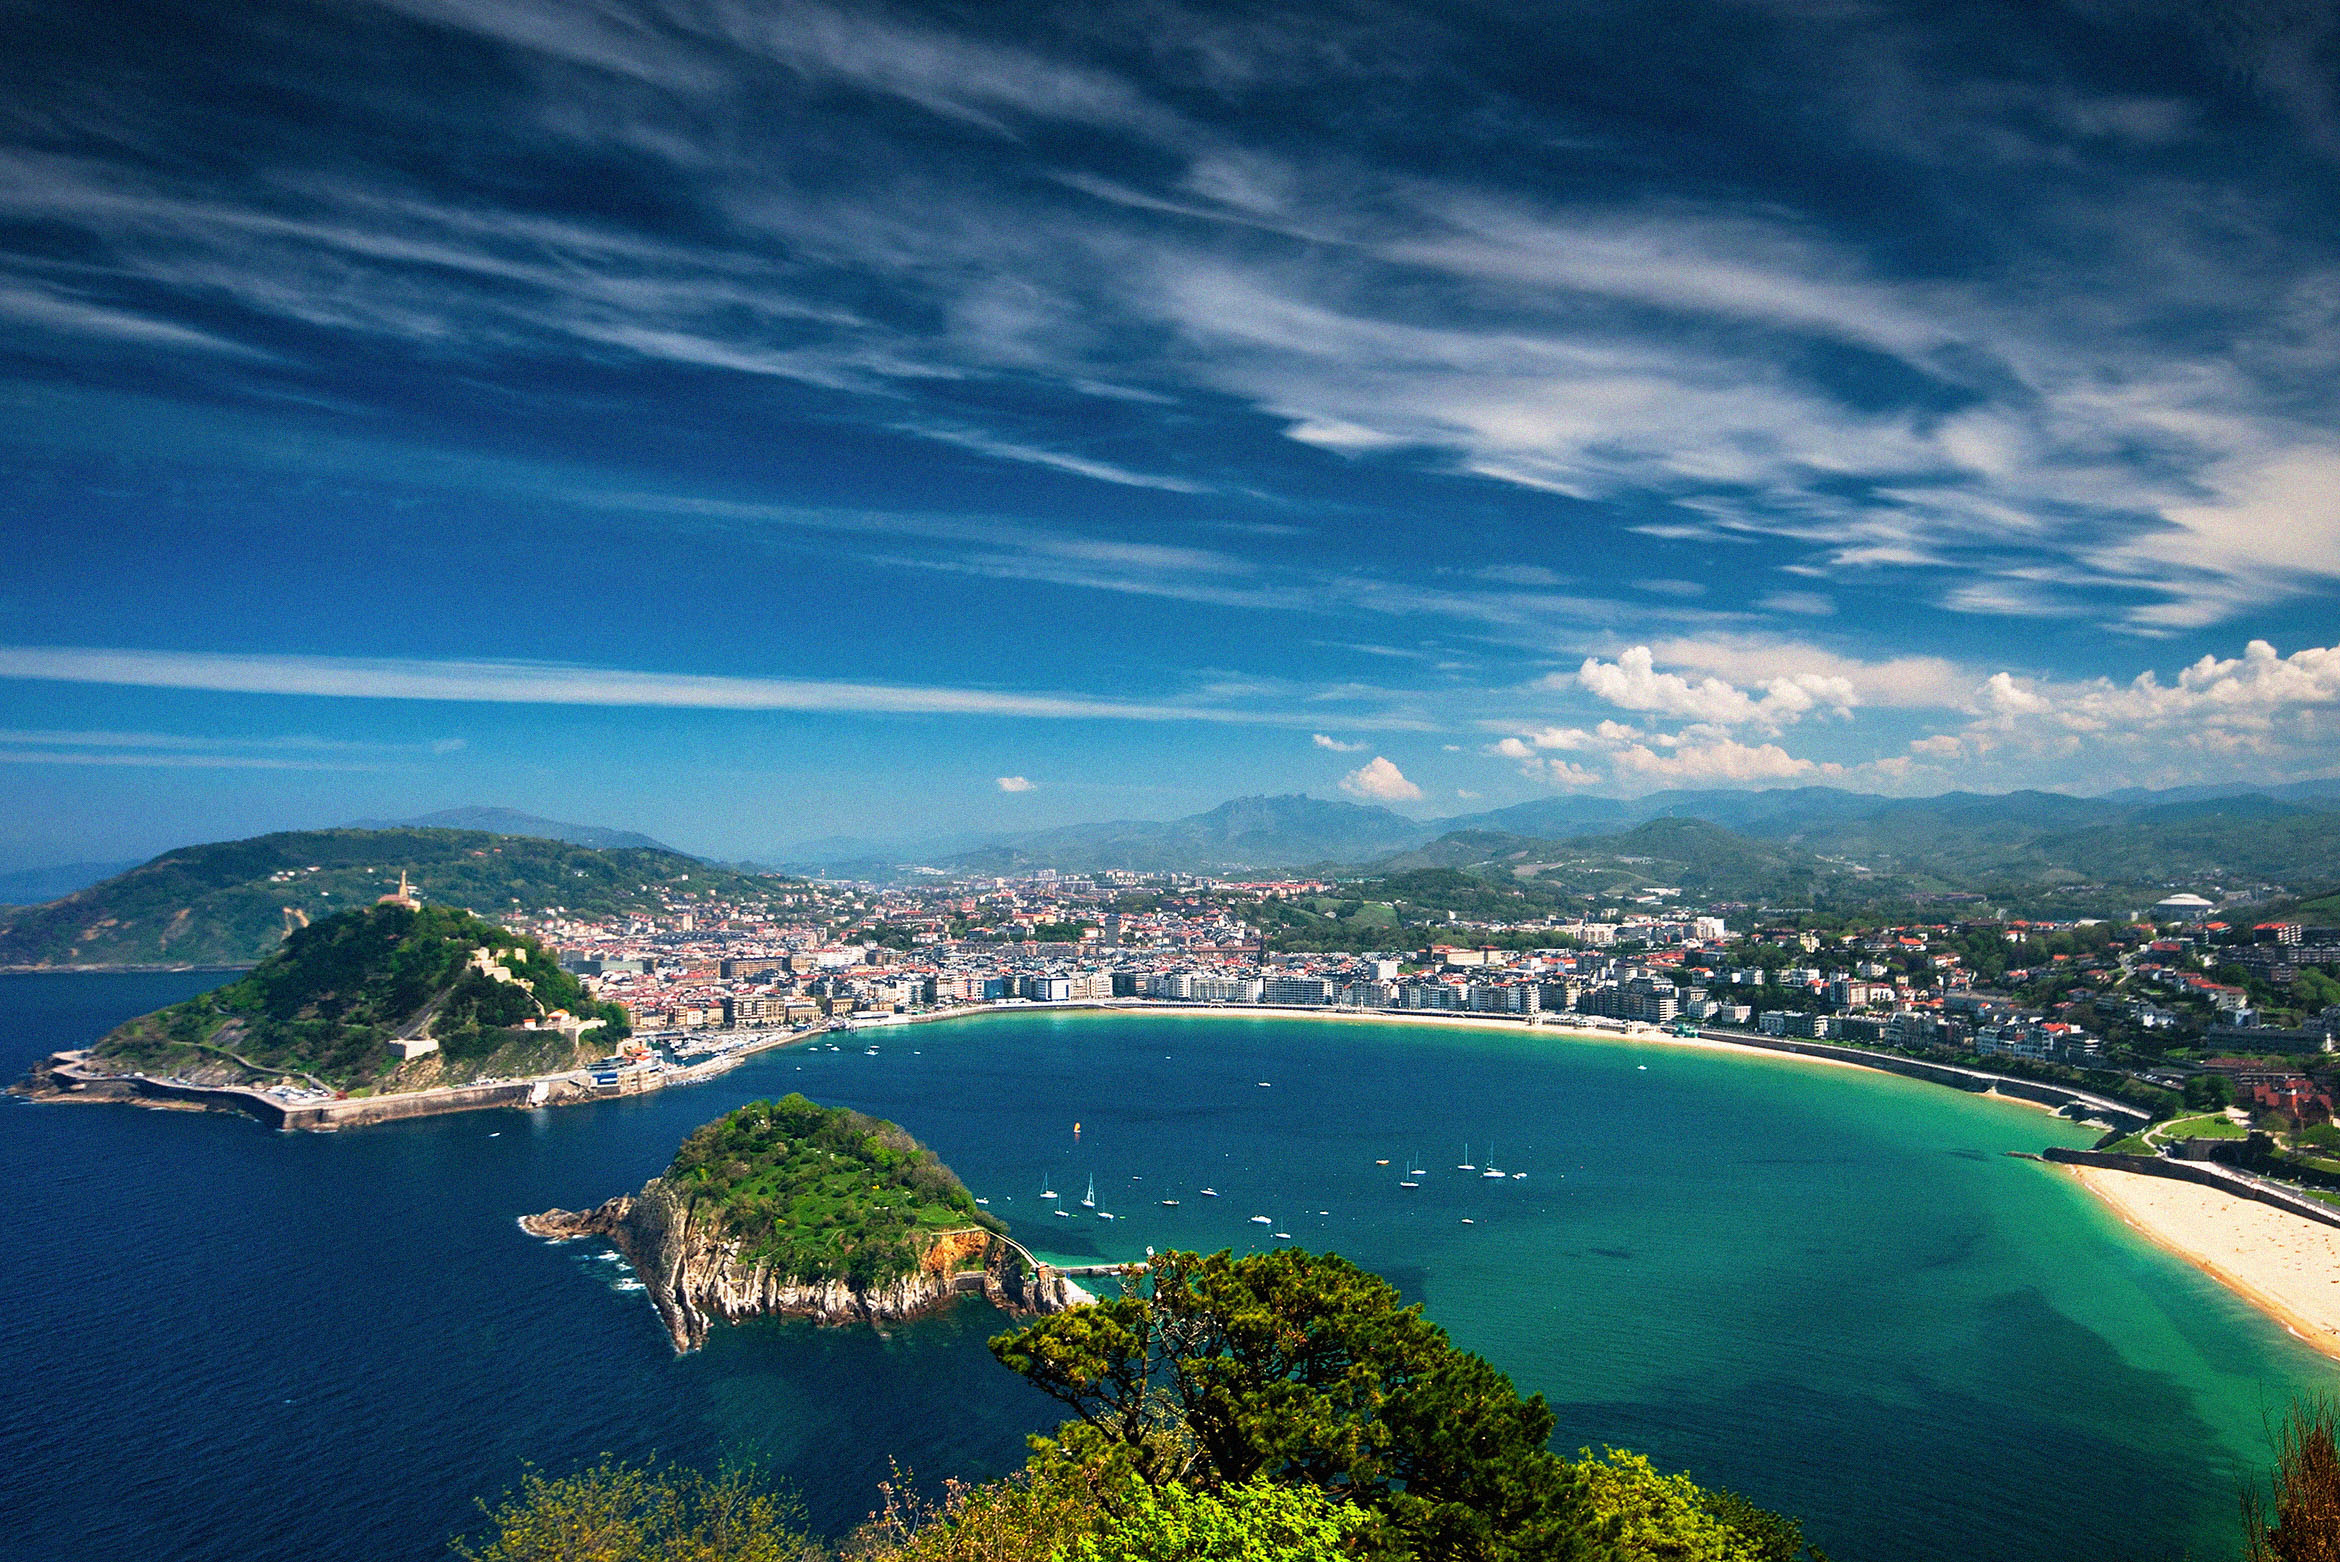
[17,1047,750,1130]
[2040,1147,2340,1231]
[1689,1032,2156,1130]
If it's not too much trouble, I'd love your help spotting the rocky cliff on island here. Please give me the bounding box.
[523,1094,1093,1350]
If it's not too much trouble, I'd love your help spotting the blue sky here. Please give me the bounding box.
[3,0,2339,867]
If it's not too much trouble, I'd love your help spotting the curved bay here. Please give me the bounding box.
[0,981,2322,1562]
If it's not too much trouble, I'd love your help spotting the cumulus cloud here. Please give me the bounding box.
[1340,756,1423,801]
[1969,640,2340,743]
[1611,736,1820,784]
[1312,732,1366,751]
[1517,756,1602,787]
[1574,646,1856,729]
[995,775,1035,791]
[1642,638,1973,709]
[1487,635,2340,796]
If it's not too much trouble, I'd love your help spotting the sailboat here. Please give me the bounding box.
[1081,1177,1097,1210]
[1481,1143,1506,1178]
[1040,1175,1058,1201]
[1458,1144,1475,1171]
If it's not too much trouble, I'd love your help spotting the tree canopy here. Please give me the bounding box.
[665,1095,1005,1286]
[990,1247,1595,1562]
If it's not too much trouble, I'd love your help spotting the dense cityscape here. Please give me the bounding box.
[500,869,2340,1133]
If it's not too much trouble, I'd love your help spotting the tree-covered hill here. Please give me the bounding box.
[1368,818,1855,906]
[664,1095,1006,1286]
[1343,801,2340,922]
[91,902,631,1092]
[0,827,775,968]
[942,794,1434,875]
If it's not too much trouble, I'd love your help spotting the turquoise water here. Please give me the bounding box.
[1,979,2326,1560]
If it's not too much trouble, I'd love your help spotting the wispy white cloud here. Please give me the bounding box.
[1311,732,1365,751]
[903,423,1210,493]
[0,644,1311,725]
[995,774,1035,791]
[0,725,440,771]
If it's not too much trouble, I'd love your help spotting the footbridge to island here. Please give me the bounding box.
[982,1234,1141,1280]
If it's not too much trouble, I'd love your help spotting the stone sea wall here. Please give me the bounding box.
[2041,1147,2340,1231]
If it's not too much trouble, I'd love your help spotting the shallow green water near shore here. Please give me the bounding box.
[2,981,2325,1561]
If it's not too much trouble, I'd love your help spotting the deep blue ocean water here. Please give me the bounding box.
[1,976,2326,1562]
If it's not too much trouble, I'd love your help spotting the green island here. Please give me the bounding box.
[667,1095,1009,1285]
[90,901,631,1092]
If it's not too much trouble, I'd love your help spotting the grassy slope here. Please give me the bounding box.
[663,1095,1006,1286]
[91,902,630,1091]
[0,827,773,967]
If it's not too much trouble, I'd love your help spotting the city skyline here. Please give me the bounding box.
[5,0,2340,868]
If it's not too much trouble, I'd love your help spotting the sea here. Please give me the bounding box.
[1,972,2326,1562]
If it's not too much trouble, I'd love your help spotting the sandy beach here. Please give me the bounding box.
[2069,1166,2340,1363]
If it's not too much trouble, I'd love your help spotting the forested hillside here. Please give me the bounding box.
[0,828,774,967]
[91,902,631,1091]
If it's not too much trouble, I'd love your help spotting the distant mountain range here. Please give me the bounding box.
[936,794,1432,876]
[345,807,677,853]
[759,782,2340,912]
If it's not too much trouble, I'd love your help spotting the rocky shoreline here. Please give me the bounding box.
[522,1182,1094,1351]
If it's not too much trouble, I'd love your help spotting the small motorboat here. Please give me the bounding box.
[1273,1231,1292,1240]
[1160,1199,1180,1207]
[1248,1215,1272,1225]
[1398,1180,1419,1189]
[1199,1187,1219,1197]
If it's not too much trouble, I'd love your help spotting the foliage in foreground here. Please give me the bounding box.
[666,1095,1007,1287]
[457,1248,1832,1562]
[989,1246,1589,1561]
[2246,1396,2340,1562]
[456,1459,812,1562]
